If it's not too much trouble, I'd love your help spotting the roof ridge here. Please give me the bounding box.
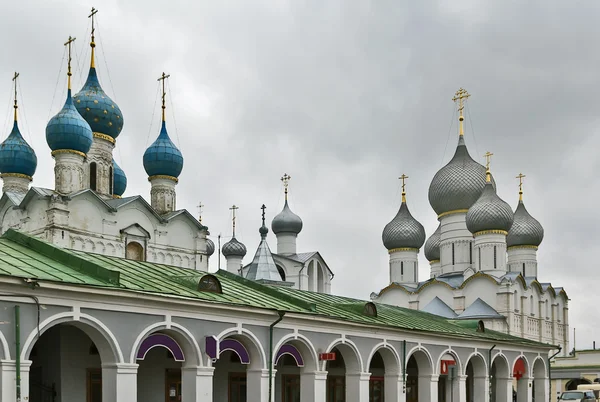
[2,229,120,286]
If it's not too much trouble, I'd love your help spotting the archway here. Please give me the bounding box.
[436,351,461,402]
[212,332,266,402]
[324,342,362,402]
[532,358,547,401]
[465,353,487,402]
[274,337,319,402]
[406,349,433,402]
[367,345,400,402]
[490,354,510,402]
[513,356,530,402]
[566,378,592,390]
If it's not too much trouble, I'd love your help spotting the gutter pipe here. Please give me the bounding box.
[268,311,285,402]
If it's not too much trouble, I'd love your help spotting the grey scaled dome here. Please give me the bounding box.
[271,201,303,235]
[382,201,426,250]
[222,237,247,257]
[429,136,495,216]
[466,182,513,234]
[206,238,215,257]
[507,201,544,247]
[424,224,441,261]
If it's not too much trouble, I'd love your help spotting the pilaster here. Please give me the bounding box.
[181,366,214,402]
[345,372,370,402]
[300,371,327,402]
[101,363,138,402]
[247,368,269,402]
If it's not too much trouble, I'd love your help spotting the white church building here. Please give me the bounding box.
[0,10,562,402]
[371,89,569,354]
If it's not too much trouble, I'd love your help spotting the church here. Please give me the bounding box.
[371,89,569,355]
[0,9,559,402]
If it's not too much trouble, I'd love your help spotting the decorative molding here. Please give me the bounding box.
[148,174,179,183]
[507,245,538,251]
[437,209,469,219]
[0,173,32,181]
[388,247,419,254]
[93,132,116,144]
[473,229,508,237]
[51,149,86,158]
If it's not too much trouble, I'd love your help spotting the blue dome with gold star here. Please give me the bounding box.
[0,121,37,177]
[73,67,123,140]
[46,90,93,154]
[112,159,127,197]
[143,121,184,178]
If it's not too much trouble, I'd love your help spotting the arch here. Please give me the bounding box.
[406,345,434,371]
[272,332,319,372]
[137,333,185,362]
[21,311,124,363]
[89,161,97,191]
[366,342,402,375]
[322,337,364,372]
[220,338,250,364]
[464,351,488,377]
[0,330,10,360]
[532,356,548,401]
[275,344,304,367]
[130,321,202,367]
[276,264,287,281]
[566,378,592,390]
[530,356,547,378]
[216,326,267,369]
[490,352,510,376]
[435,348,463,376]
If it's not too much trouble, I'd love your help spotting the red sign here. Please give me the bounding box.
[319,352,336,361]
[440,359,456,375]
[513,357,525,380]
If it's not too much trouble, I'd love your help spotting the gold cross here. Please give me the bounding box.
[484,151,493,170]
[157,72,170,121]
[452,88,471,112]
[281,173,291,200]
[399,174,409,202]
[12,72,19,121]
[89,7,98,34]
[64,36,76,89]
[516,173,526,200]
[197,201,204,223]
[89,7,99,67]
[229,205,239,236]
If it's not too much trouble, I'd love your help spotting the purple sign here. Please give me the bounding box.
[275,344,304,367]
[136,333,185,362]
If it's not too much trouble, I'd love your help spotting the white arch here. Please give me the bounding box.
[21,311,124,363]
[463,351,488,376]
[490,352,511,374]
[366,342,402,375]
[129,321,202,367]
[530,356,547,378]
[406,345,434,370]
[322,337,364,372]
[216,326,267,369]
[434,348,463,376]
[0,330,10,360]
[511,354,531,378]
[272,332,319,371]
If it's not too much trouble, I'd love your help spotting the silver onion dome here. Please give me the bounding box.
[507,200,544,247]
[222,237,247,258]
[382,201,426,250]
[424,223,441,261]
[206,238,215,257]
[466,182,514,234]
[429,136,495,216]
[271,201,303,235]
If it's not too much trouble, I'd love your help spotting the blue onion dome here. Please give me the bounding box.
[143,121,184,178]
[73,68,123,140]
[429,136,496,216]
[222,236,247,258]
[424,223,441,262]
[0,121,37,177]
[466,179,513,234]
[46,90,93,154]
[382,199,426,250]
[272,201,303,235]
[112,159,127,197]
[507,200,544,247]
[206,238,215,257]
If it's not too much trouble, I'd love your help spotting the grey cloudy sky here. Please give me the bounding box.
[2,0,598,350]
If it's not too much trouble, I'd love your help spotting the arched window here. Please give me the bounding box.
[478,248,481,271]
[109,166,113,195]
[276,265,286,281]
[469,242,472,265]
[493,246,497,269]
[530,295,534,316]
[401,261,404,276]
[545,300,549,319]
[89,162,97,191]
[452,243,455,265]
[126,242,144,261]
[514,291,519,312]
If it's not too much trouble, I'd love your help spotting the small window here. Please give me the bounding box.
[476,320,485,333]
[522,263,526,277]
[109,166,113,194]
[479,248,481,271]
[469,242,472,265]
[452,243,455,265]
[401,261,404,275]
[90,162,97,191]
[493,246,497,269]
[364,302,377,317]
[126,242,144,261]
[198,274,222,294]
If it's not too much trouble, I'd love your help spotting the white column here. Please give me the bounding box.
[247,368,269,402]
[149,176,177,214]
[300,371,327,402]
[458,374,468,402]
[181,366,214,402]
[345,372,370,402]
[384,373,402,402]
[492,377,512,402]
[1,359,31,402]
[53,151,86,194]
[101,363,138,402]
[473,374,489,402]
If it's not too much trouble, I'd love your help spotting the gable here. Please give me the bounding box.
[120,223,151,239]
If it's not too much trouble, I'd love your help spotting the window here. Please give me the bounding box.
[469,242,472,265]
[401,261,404,275]
[522,263,526,277]
[530,296,534,316]
[369,376,384,402]
[545,300,549,319]
[364,302,377,317]
[514,291,519,312]
[479,248,481,271]
[87,369,102,402]
[282,375,300,402]
[493,246,497,269]
[89,162,97,191]
[197,274,222,294]
[414,263,417,281]
[327,376,345,402]
[229,373,247,402]
[109,166,113,195]
[452,243,455,265]
[126,242,144,261]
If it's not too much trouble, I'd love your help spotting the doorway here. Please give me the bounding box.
[165,369,182,402]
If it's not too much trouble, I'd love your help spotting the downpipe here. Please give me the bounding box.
[488,344,496,402]
[15,305,21,402]
[268,311,285,402]
[548,346,562,402]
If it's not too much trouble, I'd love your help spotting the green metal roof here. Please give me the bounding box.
[0,230,552,348]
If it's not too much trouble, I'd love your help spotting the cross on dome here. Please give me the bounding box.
[281,173,291,200]
[229,204,239,236]
[452,88,471,136]
[516,172,526,200]
[399,173,408,202]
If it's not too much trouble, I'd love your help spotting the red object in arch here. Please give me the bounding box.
[513,358,526,380]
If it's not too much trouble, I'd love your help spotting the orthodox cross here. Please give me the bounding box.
[229,204,239,236]
[261,204,266,226]
[281,173,291,201]
[197,201,204,224]
[484,151,493,170]
[157,72,170,121]
[516,173,526,200]
[399,174,408,202]
[64,36,76,90]
[12,72,19,121]
[89,7,98,67]
[452,87,470,136]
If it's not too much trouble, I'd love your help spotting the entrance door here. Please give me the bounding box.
[282,374,301,402]
[369,376,384,402]
[327,375,345,402]
[229,372,247,402]
[87,368,102,402]
[165,369,182,402]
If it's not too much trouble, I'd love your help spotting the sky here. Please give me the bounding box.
[1,0,598,350]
